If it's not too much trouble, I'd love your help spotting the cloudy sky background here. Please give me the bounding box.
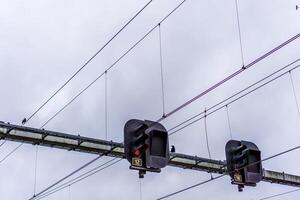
[1,0,300,199]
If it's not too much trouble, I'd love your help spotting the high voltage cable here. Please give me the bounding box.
[168,58,300,136]
[258,188,300,200]
[157,32,300,123]
[4,34,299,200]
[163,63,300,199]
[0,1,296,198]
[13,2,300,199]
[34,158,122,200]
[31,157,116,199]
[0,140,6,148]
[169,62,300,135]
[30,2,299,130]
[23,0,154,124]
[39,0,187,129]
[1,2,189,197]
[157,174,226,200]
[157,144,300,199]
[34,158,120,200]
[40,17,300,129]
[2,1,153,192]
[31,2,188,198]
[0,143,23,165]
[30,153,106,200]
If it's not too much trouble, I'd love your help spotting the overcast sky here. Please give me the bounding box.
[1,0,300,199]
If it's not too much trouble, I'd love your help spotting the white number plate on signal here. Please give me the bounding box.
[132,157,143,167]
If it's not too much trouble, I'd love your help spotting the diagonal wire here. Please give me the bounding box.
[40,18,300,131]
[34,158,119,200]
[14,3,300,199]
[35,158,119,200]
[157,174,225,200]
[31,3,299,130]
[14,3,190,199]
[157,32,300,123]
[39,0,187,129]
[0,143,23,164]
[258,188,300,200]
[157,144,300,199]
[168,59,300,136]
[32,54,300,200]
[30,154,104,200]
[0,140,6,148]
[34,158,122,200]
[2,3,188,196]
[24,0,154,124]
[5,0,300,176]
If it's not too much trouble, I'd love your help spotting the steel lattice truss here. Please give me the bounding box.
[0,121,300,187]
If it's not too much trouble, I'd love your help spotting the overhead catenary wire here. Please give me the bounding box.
[156,32,300,124]
[33,158,119,200]
[34,3,299,131]
[34,158,122,200]
[258,188,300,200]
[0,32,299,199]
[169,63,300,135]
[0,140,6,148]
[157,174,225,200]
[157,144,300,199]
[23,3,192,199]
[39,0,187,129]
[5,23,300,200]
[39,19,300,131]
[2,1,156,191]
[14,3,300,199]
[23,0,154,124]
[0,1,296,198]
[30,154,104,200]
[168,58,300,136]
[0,143,23,165]
[34,158,120,200]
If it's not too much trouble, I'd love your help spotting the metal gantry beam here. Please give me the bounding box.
[0,121,300,187]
